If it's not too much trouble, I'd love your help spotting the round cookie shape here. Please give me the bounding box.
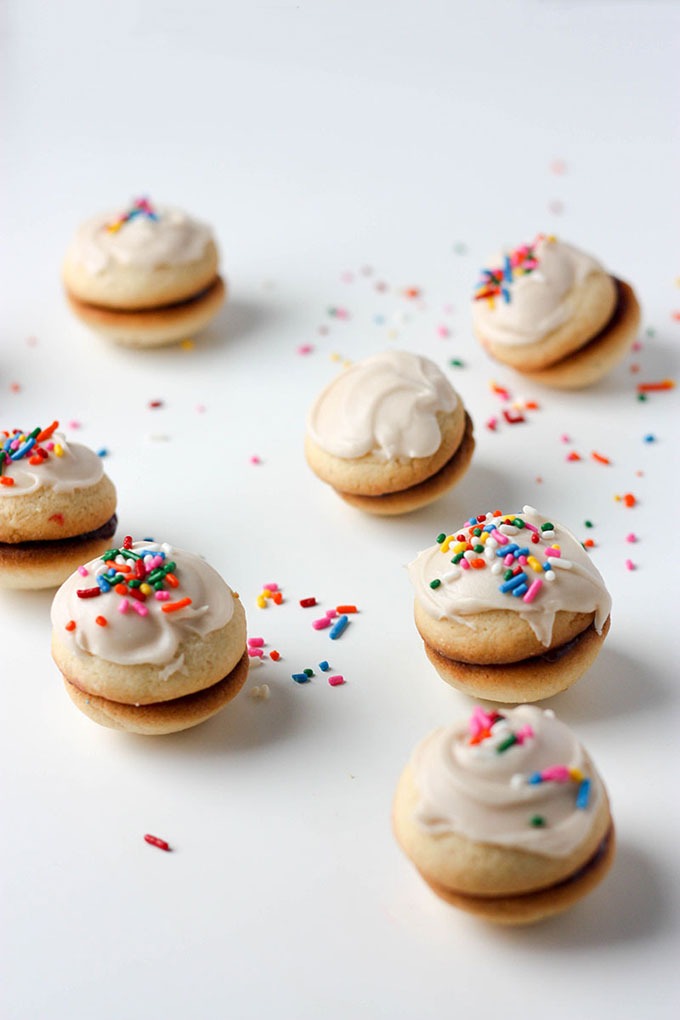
[393,705,615,924]
[0,421,117,588]
[471,235,639,387]
[305,350,475,514]
[408,506,611,701]
[51,537,248,734]
[62,198,226,347]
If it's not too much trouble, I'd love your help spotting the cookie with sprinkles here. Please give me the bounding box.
[62,199,225,348]
[51,538,247,734]
[408,506,611,701]
[0,421,117,589]
[393,705,615,924]
[472,235,640,388]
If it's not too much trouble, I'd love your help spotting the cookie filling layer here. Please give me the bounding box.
[0,514,117,556]
[67,276,221,315]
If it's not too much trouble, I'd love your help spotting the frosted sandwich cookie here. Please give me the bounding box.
[51,538,248,735]
[472,235,640,388]
[304,350,475,515]
[0,420,117,589]
[408,506,611,702]
[63,198,225,347]
[393,705,615,924]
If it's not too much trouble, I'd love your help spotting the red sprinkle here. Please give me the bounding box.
[123,535,133,550]
[49,513,64,525]
[0,477,15,486]
[269,650,281,661]
[567,451,581,462]
[65,620,76,632]
[299,597,317,608]
[583,539,595,548]
[144,834,171,852]
[95,615,107,626]
[503,408,525,424]
[148,400,164,408]
[76,587,101,599]
[272,592,283,605]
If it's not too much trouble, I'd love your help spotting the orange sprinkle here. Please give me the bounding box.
[95,616,107,627]
[29,455,43,465]
[36,420,59,442]
[0,477,15,486]
[336,604,358,614]
[269,650,281,661]
[162,597,192,613]
[114,583,128,595]
[567,451,581,462]
[403,286,421,299]
[272,592,283,605]
[591,452,611,465]
[623,493,637,508]
[470,559,486,569]
[165,572,179,588]
[525,400,540,410]
[637,379,675,392]
[65,620,76,632]
[583,539,595,548]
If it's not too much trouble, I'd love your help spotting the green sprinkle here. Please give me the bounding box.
[530,815,546,828]
[153,581,165,591]
[637,392,648,402]
[584,520,593,528]
[645,327,655,338]
[472,527,482,537]
[128,579,141,589]
[163,561,176,573]
[430,579,442,589]
[513,518,525,529]
[496,734,518,753]
[119,549,141,560]
[436,533,446,544]
[452,553,464,564]
[449,358,465,368]
[28,426,42,439]
[473,544,484,554]
[540,522,554,532]
[504,569,514,581]
[303,668,314,677]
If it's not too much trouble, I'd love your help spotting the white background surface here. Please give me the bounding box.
[2,2,679,1018]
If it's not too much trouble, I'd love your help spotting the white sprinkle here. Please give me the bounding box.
[500,524,519,535]
[249,684,270,700]
[549,557,573,570]
[491,561,503,575]
[442,568,461,582]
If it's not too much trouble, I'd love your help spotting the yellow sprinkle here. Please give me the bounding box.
[140,583,152,596]
[387,329,398,340]
[440,536,454,553]
[330,352,341,362]
[479,531,489,544]
[569,767,584,782]
[54,443,64,457]
[256,595,267,608]
[546,234,557,243]
[180,339,195,351]
[527,556,543,573]
[452,541,467,554]
[262,589,272,598]
[487,296,495,310]
[106,222,122,233]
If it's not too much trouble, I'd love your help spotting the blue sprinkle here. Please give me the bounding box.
[643,434,656,443]
[528,772,543,785]
[576,778,591,809]
[10,438,35,460]
[499,572,528,593]
[501,286,511,303]
[291,673,310,683]
[97,448,109,458]
[496,543,519,558]
[543,562,553,572]
[515,547,530,558]
[504,255,513,282]
[374,314,385,325]
[318,660,330,672]
[512,584,529,597]
[95,574,111,592]
[329,614,349,640]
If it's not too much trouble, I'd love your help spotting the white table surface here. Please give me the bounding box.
[2,2,679,1018]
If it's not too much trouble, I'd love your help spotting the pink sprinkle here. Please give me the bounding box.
[154,591,170,601]
[436,324,450,338]
[545,546,561,558]
[560,433,570,443]
[328,675,345,687]
[118,598,130,614]
[518,555,528,566]
[625,533,637,543]
[491,529,509,545]
[297,344,314,355]
[522,578,543,604]
[250,455,262,465]
[46,442,55,451]
[335,308,349,320]
[130,601,148,617]
[196,404,206,414]
[77,566,88,577]
[523,521,539,534]
[542,765,571,783]
[632,341,643,352]
[263,584,279,593]
[486,417,498,431]
[248,637,265,647]
[516,725,534,744]
[460,558,470,570]
[503,553,515,567]
[625,559,636,571]
[312,617,331,630]
[325,609,338,619]
[68,420,82,430]
[248,648,264,658]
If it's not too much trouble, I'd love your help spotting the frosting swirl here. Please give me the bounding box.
[472,236,603,346]
[408,506,611,646]
[51,541,234,671]
[66,202,214,275]
[0,425,103,498]
[306,350,458,460]
[411,706,604,857]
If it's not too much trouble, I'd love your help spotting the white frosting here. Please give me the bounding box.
[51,541,234,670]
[306,350,458,460]
[0,431,103,498]
[67,205,214,275]
[472,237,603,346]
[408,506,611,646]
[411,706,604,858]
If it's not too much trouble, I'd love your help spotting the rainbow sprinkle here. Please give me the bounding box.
[474,236,544,305]
[72,539,191,623]
[433,511,558,606]
[106,197,158,234]
[1,421,60,476]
